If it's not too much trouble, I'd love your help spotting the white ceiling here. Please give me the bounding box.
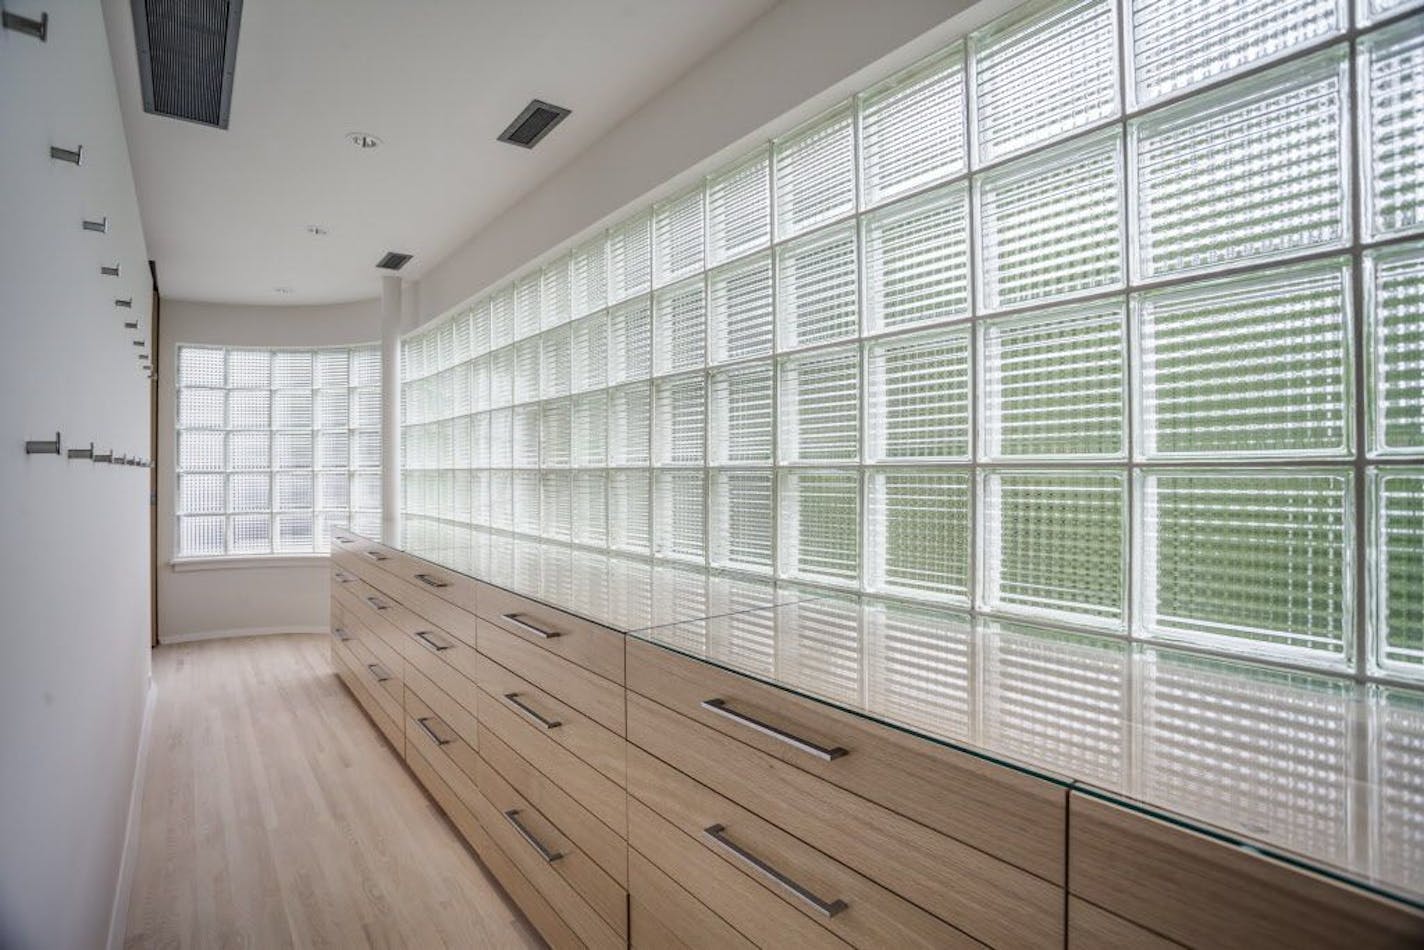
[105,0,779,305]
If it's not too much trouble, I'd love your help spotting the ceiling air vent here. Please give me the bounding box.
[131,0,244,129]
[497,100,571,149]
[377,252,413,271]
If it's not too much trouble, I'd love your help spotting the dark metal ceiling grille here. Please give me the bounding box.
[498,100,571,149]
[377,252,414,271]
[132,0,242,129]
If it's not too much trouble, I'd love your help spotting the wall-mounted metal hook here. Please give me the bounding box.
[82,217,108,233]
[101,264,120,277]
[49,144,82,165]
[2,9,47,41]
[92,450,112,463]
[25,432,61,455]
[115,298,133,309]
[67,443,94,460]
[123,320,139,330]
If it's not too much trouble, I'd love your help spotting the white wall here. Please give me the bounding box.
[157,298,381,642]
[0,4,155,948]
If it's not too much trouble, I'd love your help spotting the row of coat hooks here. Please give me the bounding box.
[24,432,151,467]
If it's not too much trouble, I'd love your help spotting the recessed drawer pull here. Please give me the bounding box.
[364,595,390,611]
[503,692,562,730]
[701,699,848,762]
[703,824,848,918]
[333,571,354,584]
[332,626,351,642]
[364,550,389,562]
[366,663,392,683]
[414,630,452,652]
[415,716,453,746]
[415,572,449,588]
[504,809,563,863]
[501,612,561,639]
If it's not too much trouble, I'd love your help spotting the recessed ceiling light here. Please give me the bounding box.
[346,132,381,149]
[306,225,328,236]
[274,286,293,294]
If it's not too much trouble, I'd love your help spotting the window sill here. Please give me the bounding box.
[170,554,332,572]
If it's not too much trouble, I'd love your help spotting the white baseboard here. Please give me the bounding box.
[107,676,157,950]
[159,625,328,645]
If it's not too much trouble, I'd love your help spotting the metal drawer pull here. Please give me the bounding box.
[701,699,848,762]
[503,692,561,730]
[415,573,449,588]
[504,809,563,863]
[333,627,351,642]
[416,716,453,747]
[364,595,390,611]
[364,550,389,561]
[334,536,354,544]
[366,663,392,683]
[414,630,452,652]
[501,612,561,639]
[703,824,847,918]
[333,571,354,583]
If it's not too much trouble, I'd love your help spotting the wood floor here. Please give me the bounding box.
[124,633,544,949]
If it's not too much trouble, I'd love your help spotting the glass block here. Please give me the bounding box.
[273,432,312,470]
[272,351,313,389]
[179,388,224,428]
[179,473,223,514]
[864,183,970,335]
[179,430,224,471]
[774,106,855,239]
[710,470,774,572]
[609,470,652,554]
[709,253,773,363]
[512,405,540,467]
[776,223,858,349]
[275,472,313,511]
[473,412,491,467]
[514,272,542,341]
[228,349,271,388]
[316,349,349,390]
[491,286,516,348]
[452,310,474,364]
[317,432,349,469]
[436,321,456,371]
[542,472,572,541]
[178,346,224,387]
[352,473,380,511]
[229,515,270,555]
[352,344,381,387]
[1131,47,1350,281]
[1361,17,1424,241]
[451,364,472,418]
[860,45,966,207]
[179,516,224,557]
[472,355,491,409]
[1370,468,1424,675]
[275,514,314,553]
[514,338,540,404]
[975,129,1124,312]
[710,363,773,464]
[654,471,706,561]
[571,312,608,393]
[609,299,652,383]
[542,255,572,329]
[1359,0,1424,25]
[273,389,312,429]
[513,472,541,535]
[707,149,770,265]
[316,472,347,510]
[609,383,651,465]
[490,346,515,408]
[779,470,860,583]
[541,399,571,467]
[779,347,860,462]
[1366,241,1424,454]
[982,469,1125,626]
[868,469,971,601]
[470,300,492,357]
[228,431,269,470]
[1128,0,1345,109]
[571,234,608,318]
[542,325,571,399]
[608,212,652,303]
[654,187,705,286]
[490,471,513,530]
[654,374,705,466]
[571,472,607,547]
[981,300,1126,459]
[864,600,973,736]
[352,431,380,469]
[1136,260,1352,458]
[970,0,1119,164]
[1140,469,1352,660]
[472,471,491,524]
[867,328,971,461]
[228,389,270,430]
[490,409,513,467]
[317,389,348,429]
[653,278,706,375]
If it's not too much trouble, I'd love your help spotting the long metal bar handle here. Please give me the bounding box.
[702,824,847,918]
[414,630,452,652]
[501,612,561,639]
[366,663,392,683]
[415,573,449,588]
[333,626,351,642]
[364,550,389,562]
[503,692,561,730]
[416,716,453,747]
[333,571,354,584]
[364,595,390,611]
[700,699,848,762]
[504,809,563,863]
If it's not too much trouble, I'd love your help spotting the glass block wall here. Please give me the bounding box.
[401,0,1424,682]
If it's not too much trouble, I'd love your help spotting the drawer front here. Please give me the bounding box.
[627,638,1064,883]
[477,681,627,838]
[1068,898,1180,950]
[477,582,624,684]
[628,692,1061,950]
[333,640,403,753]
[478,619,625,735]
[377,596,481,685]
[358,540,481,618]
[405,667,479,783]
[395,621,482,718]
[342,635,403,726]
[337,549,482,648]
[1069,794,1424,950]
[627,745,978,950]
[629,849,755,950]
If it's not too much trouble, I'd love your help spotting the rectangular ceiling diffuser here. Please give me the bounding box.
[131,0,243,129]
[498,100,571,148]
[377,252,413,271]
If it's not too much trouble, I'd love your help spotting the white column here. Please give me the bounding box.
[380,276,402,541]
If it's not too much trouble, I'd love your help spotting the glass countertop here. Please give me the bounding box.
[371,518,1424,908]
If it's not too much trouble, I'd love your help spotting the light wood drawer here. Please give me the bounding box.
[405,666,479,784]
[628,692,1061,949]
[342,635,403,727]
[1068,897,1180,949]
[333,640,403,753]
[1069,793,1424,950]
[627,638,1064,883]
[376,594,481,685]
[406,745,581,950]
[356,539,482,618]
[477,681,627,838]
[330,548,390,591]
[478,618,624,734]
[336,548,482,647]
[628,744,979,949]
[629,848,755,950]
[477,582,624,684]
[394,621,482,718]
